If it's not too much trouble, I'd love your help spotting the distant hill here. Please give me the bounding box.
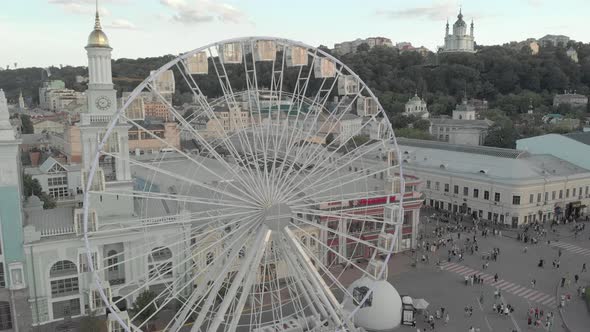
[1,42,589,122]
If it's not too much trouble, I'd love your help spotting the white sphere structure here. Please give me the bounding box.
[83,37,405,332]
[343,277,403,331]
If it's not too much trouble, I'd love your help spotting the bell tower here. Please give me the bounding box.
[85,4,117,114]
[79,2,132,184]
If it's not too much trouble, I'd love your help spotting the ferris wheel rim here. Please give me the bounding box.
[82,36,406,332]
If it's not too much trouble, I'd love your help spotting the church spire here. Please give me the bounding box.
[93,0,102,30]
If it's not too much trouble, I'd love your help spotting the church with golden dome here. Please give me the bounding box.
[440,9,476,54]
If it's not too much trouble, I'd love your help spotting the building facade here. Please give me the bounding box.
[0,89,31,331]
[539,34,570,47]
[399,138,590,226]
[333,37,393,55]
[441,9,475,54]
[429,101,492,146]
[553,93,588,109]
[403,94,429,119]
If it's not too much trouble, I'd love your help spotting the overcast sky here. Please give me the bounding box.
[1,0,589,68]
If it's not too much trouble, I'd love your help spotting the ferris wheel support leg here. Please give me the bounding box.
[190,226,266,332]
[283,228,357,331]
[168,223,259,331]
[280,241,325,320]
[209,228,272,332]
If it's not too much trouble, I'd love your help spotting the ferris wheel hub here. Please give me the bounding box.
[263,203,292,232]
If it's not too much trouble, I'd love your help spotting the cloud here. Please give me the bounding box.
[526,0,544,7]
[376,0,458,21]
[159,0,247,25]
[48,0,125,15]
[105,19,137,30]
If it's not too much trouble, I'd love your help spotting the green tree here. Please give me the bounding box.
[356,43,370,53]
[130,290,158,323]
[395,128,432,140]
[22,174,56,209]
[413,119,431,131]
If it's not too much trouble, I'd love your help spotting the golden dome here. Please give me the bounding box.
[87,29,110,48]
[86,11,110,48]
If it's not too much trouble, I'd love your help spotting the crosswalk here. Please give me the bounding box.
[440,262,556,307]
[550,241,590,257]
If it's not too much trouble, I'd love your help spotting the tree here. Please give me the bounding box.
[130,290,158,323]
[484,125,517,148]
[413,119,431,131]
[22,174,56,209]
[395,128,433,140]
[356,43,370,53]
[22,173,42,197]
[21,114,34,134]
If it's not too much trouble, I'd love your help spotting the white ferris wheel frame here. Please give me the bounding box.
[82,36,406,332]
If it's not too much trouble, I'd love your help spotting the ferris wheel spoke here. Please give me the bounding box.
[205,44,270,202]
[290,216,385,253]
[88,207,255,236]
[186,224,266,331]
[293,207,392,226]
[289,113,390,192]
[277,108,384,199]
[271,75,343,197]
[146,84,266,203]
[133,217,261,330]
[99,212,259,294]
[175,61,267,202]
[87,189,256,211]
[280,242,333,324]
[100,150,258,206]
[288,229,354,300]
[278,117,384,204]
[207,227,271,332]
[282,228,354,329]
[287,223,375,283]
[119,111,254,195]
[283,147,393,205]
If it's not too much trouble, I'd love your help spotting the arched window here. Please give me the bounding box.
[106,250,119,272]
[50,260,77,278]
[49,261,79,299]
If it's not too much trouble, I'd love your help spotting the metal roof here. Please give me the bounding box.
[396,138,528,159]
[564,132,590,146]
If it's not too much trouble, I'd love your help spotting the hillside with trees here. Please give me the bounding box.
[1,41,589,147]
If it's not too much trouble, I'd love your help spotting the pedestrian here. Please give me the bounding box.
[583,263,587,273]
[445,313,450,325]
[531,279,536,289]
[494,273,498,283]
[575,274,579,284]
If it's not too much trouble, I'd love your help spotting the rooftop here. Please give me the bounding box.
[396,138,590,183]
[563,131,590,145]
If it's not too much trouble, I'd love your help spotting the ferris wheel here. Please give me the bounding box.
[83,37,404,332]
